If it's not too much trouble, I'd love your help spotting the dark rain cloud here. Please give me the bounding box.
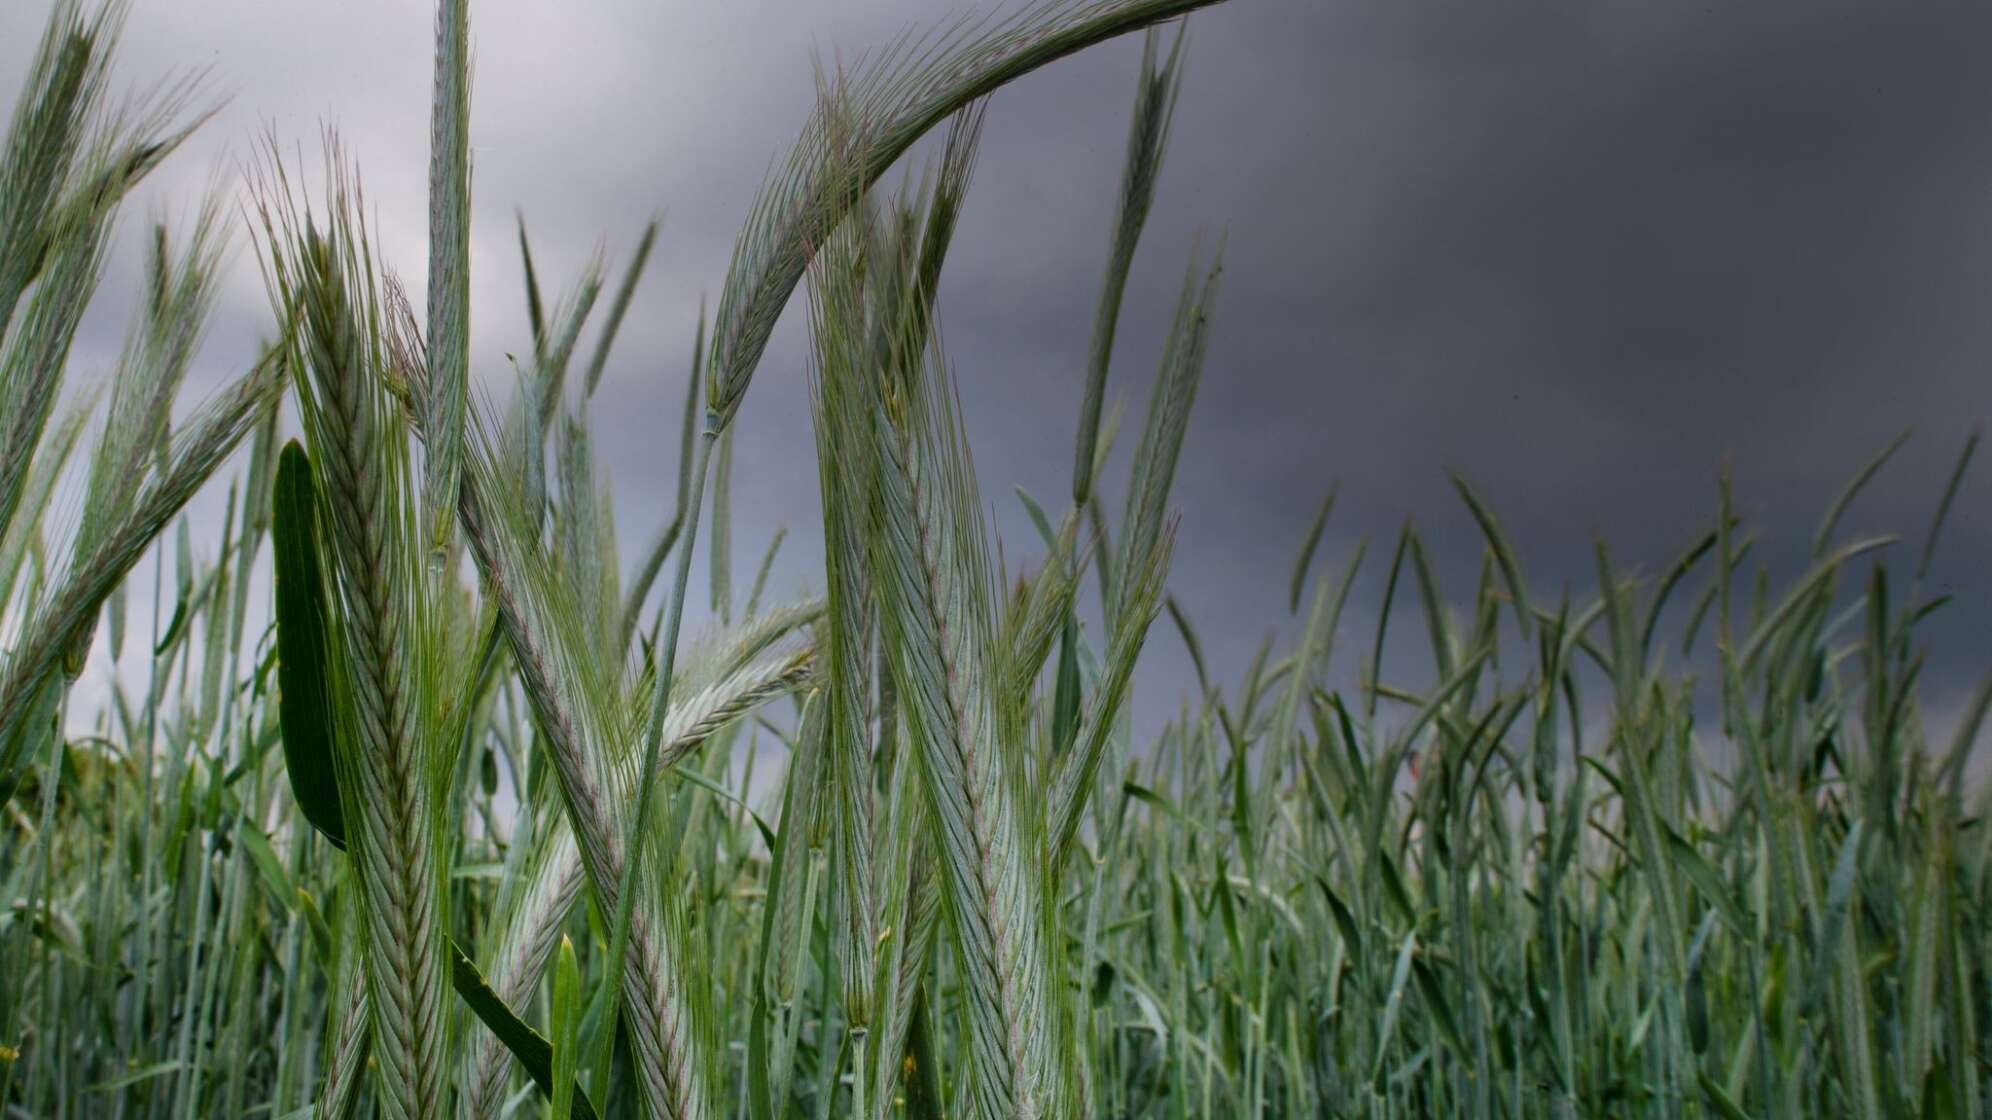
[3,0,1986,730]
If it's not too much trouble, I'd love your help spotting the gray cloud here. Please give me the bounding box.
[5,0,1986,735]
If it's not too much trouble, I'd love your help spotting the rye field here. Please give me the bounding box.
[0,1,1987,1117]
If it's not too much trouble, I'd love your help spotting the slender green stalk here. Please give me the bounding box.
[592,422,715,1103]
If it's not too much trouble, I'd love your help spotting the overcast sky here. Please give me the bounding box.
[5,0,1988,741]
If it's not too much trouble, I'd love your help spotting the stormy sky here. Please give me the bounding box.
[4,0,1988,740]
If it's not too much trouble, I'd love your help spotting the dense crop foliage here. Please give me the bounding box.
[2,1,1988,1117]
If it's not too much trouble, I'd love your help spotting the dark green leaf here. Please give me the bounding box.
[449,937,598,1120]
[271,441,345,849]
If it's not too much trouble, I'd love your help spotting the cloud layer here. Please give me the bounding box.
[4,0,1985,731]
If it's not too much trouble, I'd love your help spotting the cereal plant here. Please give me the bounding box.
[1,1,1986,1118]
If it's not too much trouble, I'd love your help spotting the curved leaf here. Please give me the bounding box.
[449,937,599,1120]
[271,440,345,849]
